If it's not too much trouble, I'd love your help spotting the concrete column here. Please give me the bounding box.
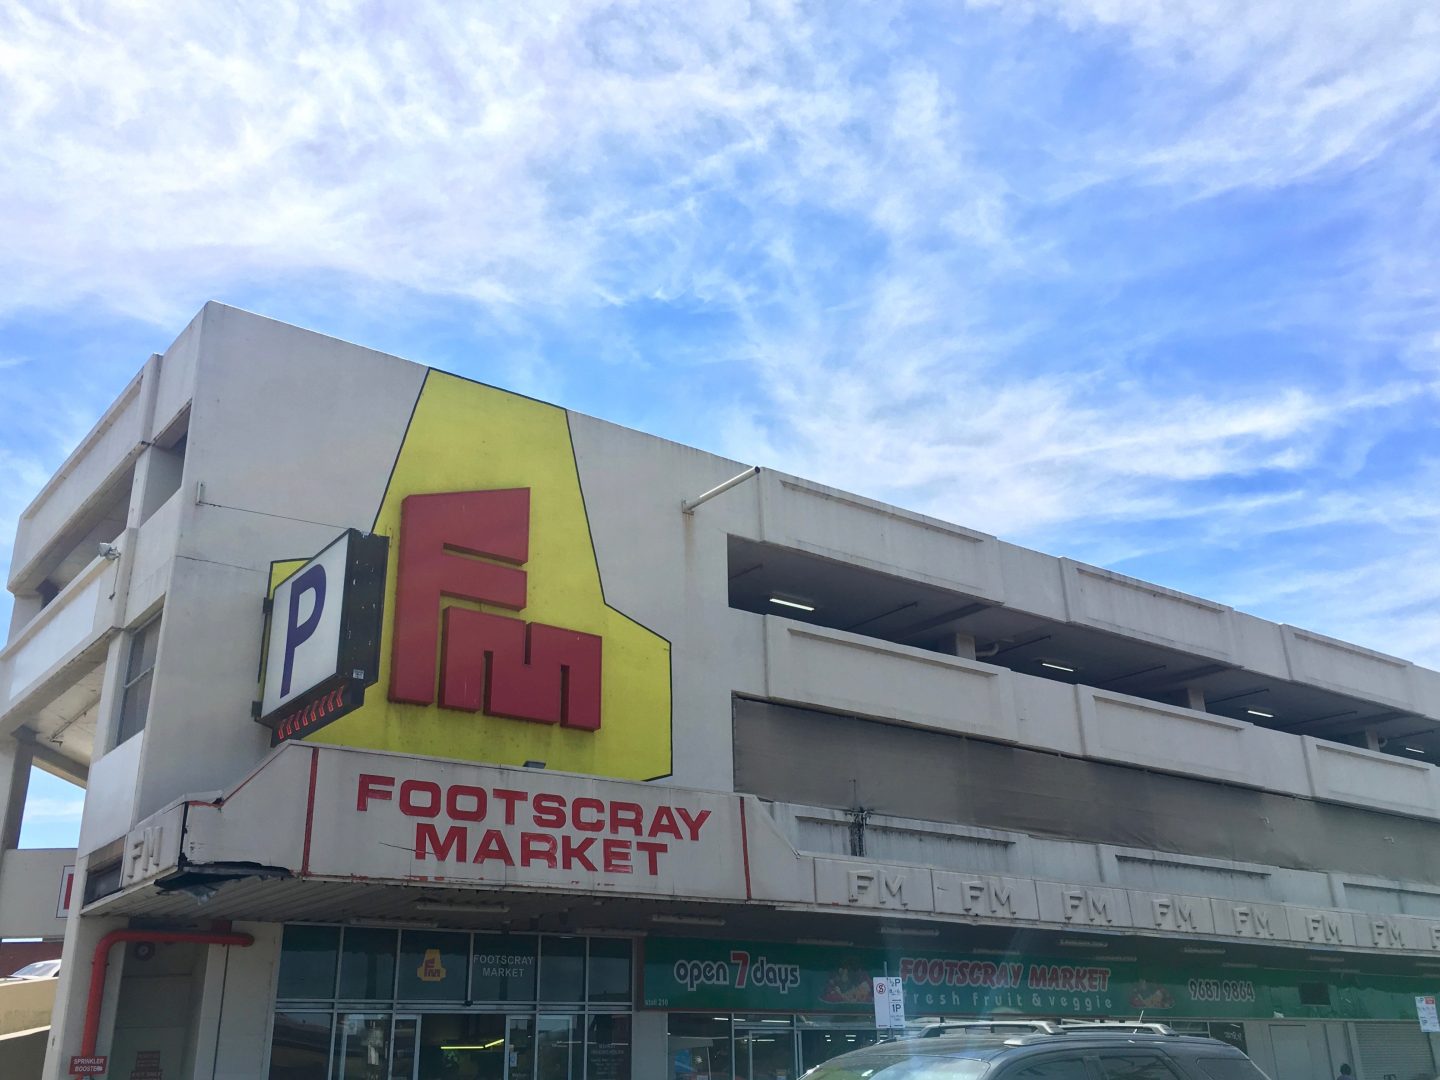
[1,737,34,850]
[41,900,128,1080]
[204,922,282,1080]
[632,1010,669,1080]
[1185,686,1207,712]
[941,633,977,660]
[1364,729,1383,752]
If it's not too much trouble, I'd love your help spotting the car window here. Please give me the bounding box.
[1096,1054,1183,1080]
[1195,1059,1268,1080]
[1004,1054,1092,1080]
[8,960,59,978]
[802,1054,991,1080]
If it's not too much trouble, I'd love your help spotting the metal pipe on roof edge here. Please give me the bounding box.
[681,465,760,514]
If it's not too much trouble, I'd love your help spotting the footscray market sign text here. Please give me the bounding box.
[302,752,747,898]
[356,773,713,874]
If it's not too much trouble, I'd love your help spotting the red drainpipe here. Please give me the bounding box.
[81,928,255,1059]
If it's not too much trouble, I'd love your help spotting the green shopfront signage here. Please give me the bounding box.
[642,938,1440,1022]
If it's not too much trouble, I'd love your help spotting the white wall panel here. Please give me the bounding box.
[764,619,1019,743]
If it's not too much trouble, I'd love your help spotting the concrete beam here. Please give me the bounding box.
[13,729,88,788]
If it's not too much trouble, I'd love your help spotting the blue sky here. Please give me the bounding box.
[3,2,1440,844]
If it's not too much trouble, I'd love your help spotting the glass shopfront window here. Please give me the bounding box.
[339,928,397,1000]
[398,931,469,1003]
[277,926,341,1000]
[669,1015,733,1080]
[586,1015,632,1080]
[668,1014,882,1080]
[268,1012,333,1080]
[268,927,635,1080]
[587,939,632,1005]
[540,937,586,1003]
[473,935,538,1003]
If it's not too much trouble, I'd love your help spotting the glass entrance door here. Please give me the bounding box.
[334,1014,391,1080]
[411,1014,553,1080]
[536,1015,579,1080]
[508,1016,536,1080]
[416,1014,506,1080]
[736,1029,797,1080]
[391,1016,418,1080]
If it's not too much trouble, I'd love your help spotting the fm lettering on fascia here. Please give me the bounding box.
[355,774,714,876]
[389,489,602,729]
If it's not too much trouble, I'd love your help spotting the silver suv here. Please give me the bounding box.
[801,1026,1268,1080]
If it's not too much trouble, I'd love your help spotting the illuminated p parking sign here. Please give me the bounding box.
[258,530,388,742]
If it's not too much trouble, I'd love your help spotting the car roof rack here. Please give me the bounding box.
[912,1020,1064,1037]
[912,1018,1183,1040]
[1054,1020,1178,1035]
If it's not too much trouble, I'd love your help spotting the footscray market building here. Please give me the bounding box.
[7,306,1440,1080]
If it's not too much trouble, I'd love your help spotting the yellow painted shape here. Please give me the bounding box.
[269,560,307,595]
[308,372,673,780]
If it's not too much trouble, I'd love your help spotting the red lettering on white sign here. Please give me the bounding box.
[358,773,712,878]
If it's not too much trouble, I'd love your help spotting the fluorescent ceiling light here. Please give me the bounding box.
[1040,661,1076,673]
[414,901,509,914]
[1406,746,1425,754]
[1245,709,1274,718]
[441,1040,505,1051]
[769,597,816,612]
[878,926,939,938]
[344,917,437,929]
[1057,938,1110,949]
[1182,947,1225,955]
[652,914,726,927]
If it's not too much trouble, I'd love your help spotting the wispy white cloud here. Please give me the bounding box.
[978,0,1440,192]
[2,0,1440,664]
[21,794,85,823]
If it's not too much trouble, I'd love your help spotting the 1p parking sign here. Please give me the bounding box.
[873,976,905,1029]
[1418,995,1439,1032]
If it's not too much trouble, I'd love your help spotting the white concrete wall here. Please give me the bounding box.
[567,412,761,791]
[748,610,1440,821]
[0,557,120,723]
[762,620,1019,744]
[8,374,147,591]
[0,849,72,938]
[126,303,428,821]
[0,979,56,1038]
[756,472,1005,600]
[201,923,281,1080]
[79,731,143,852]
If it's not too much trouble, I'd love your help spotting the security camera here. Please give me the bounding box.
[98,542,122,561]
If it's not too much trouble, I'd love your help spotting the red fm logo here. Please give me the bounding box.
[388,490,602,731]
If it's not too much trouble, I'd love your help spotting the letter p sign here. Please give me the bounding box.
[260,534,355,718]
[282,563,326,695]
